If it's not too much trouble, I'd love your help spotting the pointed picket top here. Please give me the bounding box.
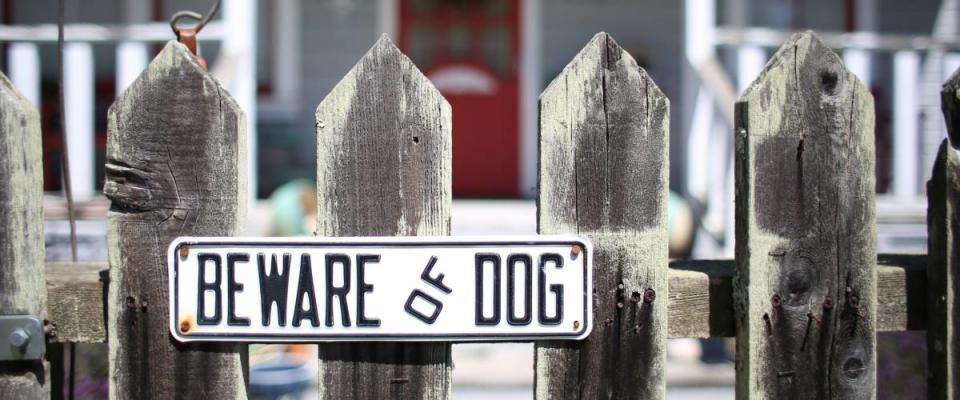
[536,32,669,400]
[539,32,607,102]
[539,31,669,234]
[741,31,849,95]
[316,34,452,239]
[106,40,245,214]
[105,39,247,399]
[319,34,447,111]
[943,66,960,148]
[114,40,221,104]
[734,30,876,399]
[739,31,870,141]
[313,35,452,399]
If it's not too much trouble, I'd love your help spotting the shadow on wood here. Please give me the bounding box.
[105,40,247,399]
[314,35,453,400]
[535,32,669,400]
[0,71,47,399]
[734,30,876,399]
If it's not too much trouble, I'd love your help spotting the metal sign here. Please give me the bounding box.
[169,236,592,342]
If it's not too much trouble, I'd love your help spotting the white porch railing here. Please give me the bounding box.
[0,0,257,219]
[685,0,960,257]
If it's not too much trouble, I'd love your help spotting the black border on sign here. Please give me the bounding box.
[172,239,590,342]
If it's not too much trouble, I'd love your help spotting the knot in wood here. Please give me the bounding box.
[842,357,865,379]
[819,68,840,95]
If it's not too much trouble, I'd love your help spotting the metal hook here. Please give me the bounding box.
[169,0,221,68]
[169,0,221,35]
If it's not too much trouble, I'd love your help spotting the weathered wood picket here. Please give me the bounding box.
[104,41,248,399]
[314,35,453,399]
[535,32,669,400]
[734,31,877,398]
[928,69,960,400]
[0,71,46,399]
[1,30,959,399]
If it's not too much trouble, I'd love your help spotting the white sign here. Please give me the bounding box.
[169,236,592,342]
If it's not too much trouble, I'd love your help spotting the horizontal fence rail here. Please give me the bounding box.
[1,29,959,400]
[43,255,928,344]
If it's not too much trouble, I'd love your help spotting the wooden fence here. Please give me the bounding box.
[0,30,957,399]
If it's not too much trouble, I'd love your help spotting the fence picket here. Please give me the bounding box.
[534,32,670,400]
[928,68,960,400]
[734,31,876,399]
[0,28,948,399]
[104,41,248,399]
[314,35,452,399]
[0,72,46,398]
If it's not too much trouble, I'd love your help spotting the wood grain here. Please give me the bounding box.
[46,262,107,343]
[927,140,958,400]
[314,35,452,400]
[104,41,247,400]
[668,260,735,338]
[928,67,960,399]
[0,71,47,399]
[734,31,876,399]
[534,32,669,400]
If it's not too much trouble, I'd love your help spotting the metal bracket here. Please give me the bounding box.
[0,315,45,361]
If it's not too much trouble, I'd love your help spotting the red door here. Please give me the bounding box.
[398,0,520,197]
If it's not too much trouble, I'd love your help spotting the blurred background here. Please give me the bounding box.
[24,0,957,398]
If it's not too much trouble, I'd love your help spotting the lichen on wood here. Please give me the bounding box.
[534,32,670,400]
[314,35,453,400]
[734,31,876,399]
